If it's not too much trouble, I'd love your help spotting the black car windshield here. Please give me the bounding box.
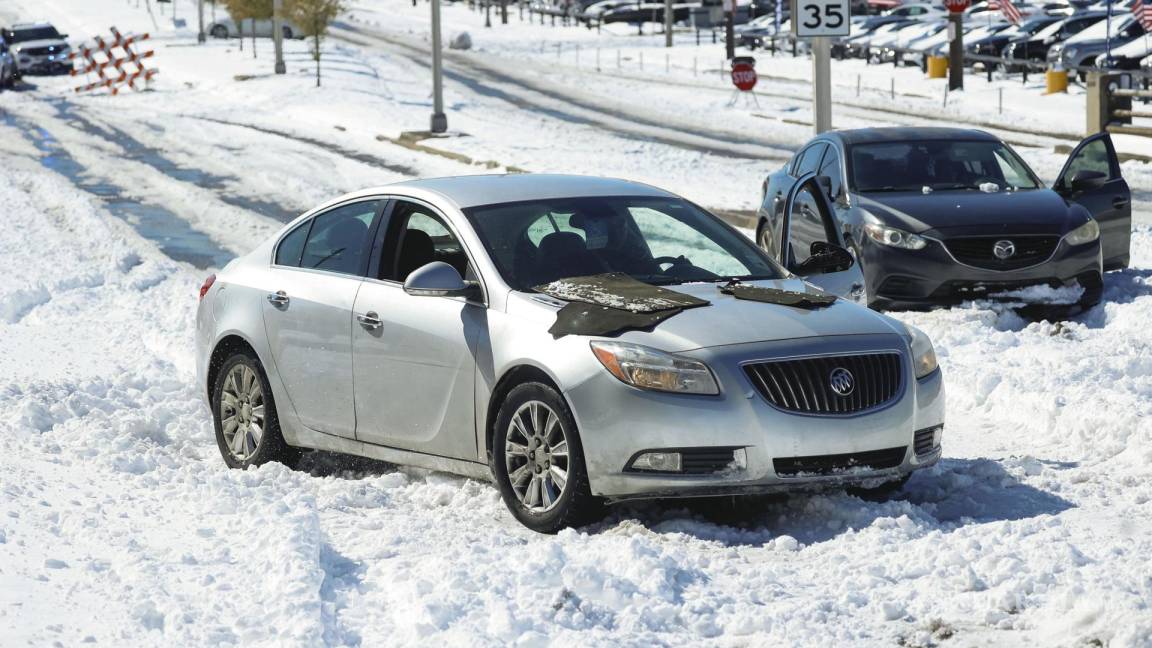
[850,140,1042,192]
[10,27,62,42]
[464,196,785,290]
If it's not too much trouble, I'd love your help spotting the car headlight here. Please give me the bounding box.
[590,341,719,395]
[908,326,938,379]
[864,222,928,250]
[1064,219,1100,246]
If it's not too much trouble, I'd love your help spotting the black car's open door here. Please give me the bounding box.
[1054,133,1130,270]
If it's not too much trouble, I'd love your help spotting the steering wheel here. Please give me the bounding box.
[653,255,690,270]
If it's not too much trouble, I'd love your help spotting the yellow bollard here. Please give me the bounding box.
[927,56,948,79]
[1046,68,1069,94]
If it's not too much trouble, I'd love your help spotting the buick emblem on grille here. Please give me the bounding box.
[829,367,855,397]
[993,239,1016,260]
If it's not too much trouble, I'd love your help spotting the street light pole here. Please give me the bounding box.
[431,0,448,133]
[197,0,205,43]
[664,0,673,47]
[272,0,286,74]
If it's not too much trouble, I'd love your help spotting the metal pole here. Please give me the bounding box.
[948,12,963,91]
[197,0,205,43]
[272,0,286,74]
[724,10,735,59]
[812,36,832,133]
[665,0,673,47]
[431,0,448,132]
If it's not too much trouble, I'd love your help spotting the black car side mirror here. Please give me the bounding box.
[794,241,854,275]
[1069,169,1108,193]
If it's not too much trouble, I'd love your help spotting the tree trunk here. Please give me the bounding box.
[238,20,244,51]
[251,18,257,58]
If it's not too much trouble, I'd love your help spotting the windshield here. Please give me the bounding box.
[850,140,1042,192]
[1074,13,1131,41]
[464,196,785,290]
[10,26,61,42]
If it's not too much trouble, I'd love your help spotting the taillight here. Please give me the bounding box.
[199,274,216,301]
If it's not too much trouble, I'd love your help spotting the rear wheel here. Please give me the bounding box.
[491,383,603,533]
[211,24,229,39]
[212,352,300,469]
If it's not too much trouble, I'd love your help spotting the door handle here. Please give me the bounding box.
[357,311,383,330]
[267,291,289,307]
[1113,197,1130,209]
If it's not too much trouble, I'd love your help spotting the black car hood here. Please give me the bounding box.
[855,189,1085,237]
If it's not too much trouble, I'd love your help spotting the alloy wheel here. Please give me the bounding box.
[219,363,265,461]
[504,400,570,513]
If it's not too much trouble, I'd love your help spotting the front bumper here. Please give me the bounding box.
[15,57,71,75]
[864,235,1103,310]
[565,333,945,500]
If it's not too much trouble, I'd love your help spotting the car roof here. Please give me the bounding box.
[823,127,1001,146]
[9,23,56,30]
[374,174,677,209]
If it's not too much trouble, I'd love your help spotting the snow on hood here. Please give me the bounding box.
[11,39,69,51]
[520,278,903,351]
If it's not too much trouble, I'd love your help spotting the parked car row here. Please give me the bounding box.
[196,126,1128,532]
[794,0,1152,77]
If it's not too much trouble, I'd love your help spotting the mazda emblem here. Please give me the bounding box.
[993,240,1016,260]
[829,367,855,397]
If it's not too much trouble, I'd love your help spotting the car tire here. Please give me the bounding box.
[212,351,300,470]
[491,382,604,533]
[211,25,229,39]
[282,26,294,39]
[756,220,775,257]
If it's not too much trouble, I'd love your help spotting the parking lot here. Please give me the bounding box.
[1,0,1152,646]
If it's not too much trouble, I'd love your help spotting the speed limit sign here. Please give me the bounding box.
[791,0,851,38]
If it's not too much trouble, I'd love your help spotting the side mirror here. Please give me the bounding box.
[59,33,69,39]
[403,261,478,299]
[794,241,854,275]
[1068,169,1108,193]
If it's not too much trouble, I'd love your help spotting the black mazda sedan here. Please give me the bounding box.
[756,127,1130,310]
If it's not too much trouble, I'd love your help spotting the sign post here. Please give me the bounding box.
[272,0,286,75]
[431,0,448,133]
[792,0,850,134]
[943,0,969,91]
[723,0,736,60]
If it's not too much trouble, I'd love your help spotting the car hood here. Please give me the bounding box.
[854,188,1084,237]
[514,278,906,352]
[11,39,69,51]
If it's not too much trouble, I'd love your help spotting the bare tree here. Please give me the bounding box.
[286,0,345,87]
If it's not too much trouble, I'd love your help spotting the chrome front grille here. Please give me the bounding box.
[744,353,903,415]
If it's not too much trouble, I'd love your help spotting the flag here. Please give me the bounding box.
[1135,0,1152,31]
[997,0,1022,24]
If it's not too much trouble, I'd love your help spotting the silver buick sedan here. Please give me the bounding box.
[195,174,945,533]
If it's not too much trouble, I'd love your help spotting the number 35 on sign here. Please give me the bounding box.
[791,0,850,38]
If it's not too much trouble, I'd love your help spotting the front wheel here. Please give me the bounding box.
[211,25,229,39]
[212,352,299,469]
[491,383,603,533]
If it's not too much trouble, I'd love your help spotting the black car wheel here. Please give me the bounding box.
[211,24,229,38]
[212,351,300,470]
[491,382,604,533]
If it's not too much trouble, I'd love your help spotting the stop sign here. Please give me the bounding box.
[731,61,757,92]
[943,0,969,13]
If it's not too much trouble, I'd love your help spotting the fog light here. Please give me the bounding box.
[933,426,943,449]
[630,451,682,472]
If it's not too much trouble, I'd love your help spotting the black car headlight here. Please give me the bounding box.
[864,222,928,250]
[1064,219,1100,246]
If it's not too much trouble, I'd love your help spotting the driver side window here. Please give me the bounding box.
[382,201,471,282]
[786,187,838,271]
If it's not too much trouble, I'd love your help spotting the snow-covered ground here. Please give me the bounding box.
[2,0,1152,645]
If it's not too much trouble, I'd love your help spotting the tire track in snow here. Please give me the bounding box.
[333,23,793,162]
